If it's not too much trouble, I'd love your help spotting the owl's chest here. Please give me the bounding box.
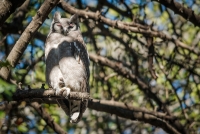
[45,42,60,59]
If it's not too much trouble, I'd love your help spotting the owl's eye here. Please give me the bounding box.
[69,22,74,28]
[56,23,62,26]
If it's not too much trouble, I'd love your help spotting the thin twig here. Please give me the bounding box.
[152,0,200,27]
[147,37,157,79]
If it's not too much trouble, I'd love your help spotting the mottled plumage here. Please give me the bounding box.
[45,12,89,123]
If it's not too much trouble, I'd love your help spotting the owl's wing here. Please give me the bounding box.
[74,41,90,90]
[45,35,63,90]
[73,41,90,115]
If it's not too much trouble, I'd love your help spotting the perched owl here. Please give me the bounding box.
[45,12,90,123]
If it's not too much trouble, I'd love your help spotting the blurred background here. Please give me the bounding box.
[0,0,200,133]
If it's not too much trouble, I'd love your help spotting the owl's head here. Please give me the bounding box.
[51,12,79,35]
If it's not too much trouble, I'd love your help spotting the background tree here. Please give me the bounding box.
[0,0,200,134]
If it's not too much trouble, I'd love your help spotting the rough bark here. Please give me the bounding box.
[59,0,199,56]
[13,89,90,101]
[0,0,26,26]
[10,89,182,134]
[89,99,181,134]
[0,0,60,80]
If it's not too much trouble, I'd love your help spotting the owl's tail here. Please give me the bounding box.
[69,100,81,123]
[57,99,83,123]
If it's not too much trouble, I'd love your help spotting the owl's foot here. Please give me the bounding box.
[56,78,71,98]
[56,87,71,99]
[62,87,71,98]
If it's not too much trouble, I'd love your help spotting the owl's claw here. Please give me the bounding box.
[56,87,71,99]
[57,78,70,98]
[62,87,71,99]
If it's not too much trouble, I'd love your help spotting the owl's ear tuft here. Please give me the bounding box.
[54,12,61,22]
[70,14,78,23]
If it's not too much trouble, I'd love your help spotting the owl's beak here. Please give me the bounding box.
[63,27,69,35]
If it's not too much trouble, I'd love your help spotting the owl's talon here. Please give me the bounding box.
[56,87,71,99]
[63,87,71,99]
[55,90,60,96]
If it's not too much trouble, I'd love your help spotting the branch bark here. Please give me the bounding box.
[59,0,199,55]
[89,53,164,107]
[0,101,66,134]
[13,89,90,101]
[152,0,200,27]
[0,0,26,26]
[30,102,67,134]
[0,0,29,35]
[89,53,186,134]
[0,0,60,81]
[11,89,182,134]
[89,99,181,134]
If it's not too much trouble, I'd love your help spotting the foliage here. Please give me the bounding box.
[0,0,200,134]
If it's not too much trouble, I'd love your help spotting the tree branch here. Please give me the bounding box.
[59,0,199,55]
[147,37,157,79]
[0,101,66,134]
[30,102,67,134]
[89,53,186,134]
[152,0,200,27]
[0,0,29,36]
[0,0,60,81]
[13,89,90,101]
[11,89,182,134]
[88,99,181,134]
[0,0,26,26]
[89,53,164,107]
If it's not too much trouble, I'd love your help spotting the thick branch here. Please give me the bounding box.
[0,0,25,26]
[11,89,181,134]
[0,0,60,81]
[89,53,164,107]
[152,0,200,27]
[13,89,90,101]
[59,0,199,55]
[0,0,29,35]
[89,99,181,134]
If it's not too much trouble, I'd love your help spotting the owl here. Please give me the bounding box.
[45,12,90,123]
